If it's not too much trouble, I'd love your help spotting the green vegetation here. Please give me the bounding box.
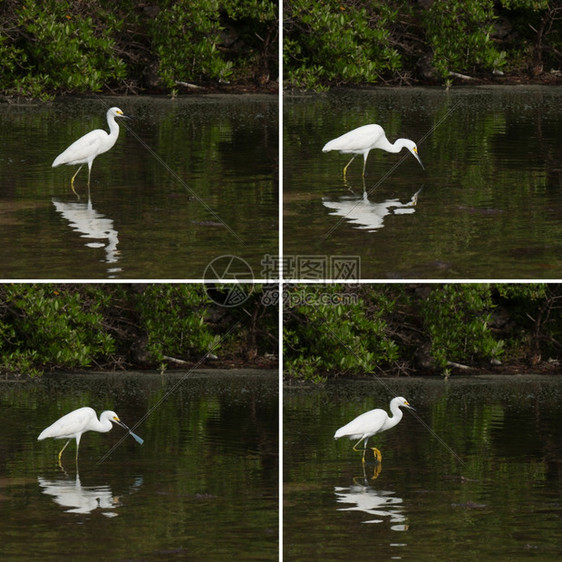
[0,0,278,99]
[424,0,504,81]
[419,284,503,377]
[284,0,561,89]
[284,0,401,91]
[0,284,277,378]
[284,284,562,381]
[1,1,558,96]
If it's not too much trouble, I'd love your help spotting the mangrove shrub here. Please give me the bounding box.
[0,0,278,99]
[284,0,561,88]
[0,284,277,377]
[284,284,562,380]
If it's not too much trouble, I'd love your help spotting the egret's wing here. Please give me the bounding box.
[38,407,92,440]
[334,408,386,439]
[323,124,384,153]
[52,130,106,167]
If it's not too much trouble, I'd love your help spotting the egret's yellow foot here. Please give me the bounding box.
[371,447,382,463]
[70,165,83,198]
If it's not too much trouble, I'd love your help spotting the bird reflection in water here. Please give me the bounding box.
[52,198,121,273]
[37,474,143,517]
[335,464,408,530]
[323,187,422,233]
[335,484,408,530]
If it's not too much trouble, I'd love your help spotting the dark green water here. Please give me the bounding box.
[0,371,278,560]
[284,86,562,279]
[0,95,278,279]
[284,376,562,561]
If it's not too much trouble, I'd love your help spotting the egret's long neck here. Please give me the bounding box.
[386,138,411,154]
[383,404,404,430]
[107,114,120,141]
[96,414,113,433]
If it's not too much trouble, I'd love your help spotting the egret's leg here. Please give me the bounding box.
[343,155,357,178]
[352,436,366,453]
[362,153,370,177]
[58,439,72,466]
[87,162,92,188]
[353,437,369,463]
[70,165,83,198]
[352,437,382,463]
[75,435,82,465]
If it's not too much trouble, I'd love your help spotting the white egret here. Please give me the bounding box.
[38,406,144,465]
[52,107,129,196]
[322,124,424,178]
[334,396,414,463]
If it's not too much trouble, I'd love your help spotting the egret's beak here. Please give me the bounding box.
[114,417,144,445]
[412,148,424,170]
[113,416,127,429]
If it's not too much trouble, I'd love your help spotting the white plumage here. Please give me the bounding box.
[322,124,424,178]
[52,107,128,196]
[334,396,414,462]
[38,406,143,466]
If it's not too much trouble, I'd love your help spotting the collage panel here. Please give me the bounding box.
[283,3,562,281]
[283,283,562,560]
[0,283,279,559]
[0,1,278,280]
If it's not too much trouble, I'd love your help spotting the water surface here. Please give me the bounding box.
[284,86,562,279]
[0,95,278,279]
[0,370,278,560]
[284,376,562,560]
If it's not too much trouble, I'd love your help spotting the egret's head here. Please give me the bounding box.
[101,410,144,444]
[405,141,424,170]
[402,139,425,170]
[103,410,128,429]
[108,107,129,119]
[395,396,415,411]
